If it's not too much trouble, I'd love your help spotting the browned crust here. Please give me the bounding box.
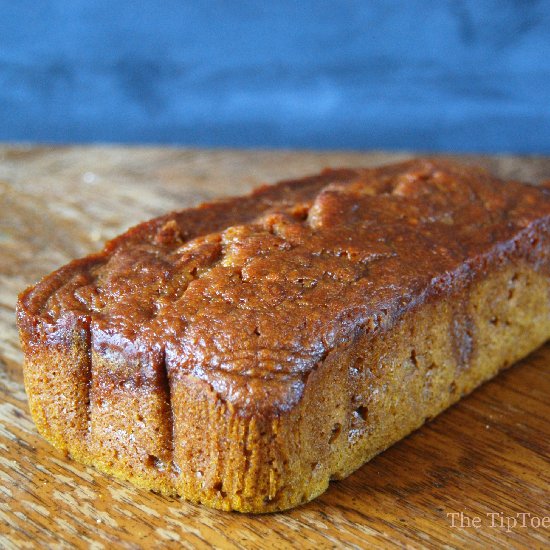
[17,159,550,512]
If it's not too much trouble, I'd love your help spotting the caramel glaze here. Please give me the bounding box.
[17,159,550,417]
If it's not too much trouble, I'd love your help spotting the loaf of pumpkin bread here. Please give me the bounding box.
[17,159,550,512]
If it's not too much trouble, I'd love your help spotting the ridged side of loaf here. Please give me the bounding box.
[19,246,550,511]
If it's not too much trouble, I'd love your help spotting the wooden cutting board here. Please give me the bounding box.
[1,146,549,549]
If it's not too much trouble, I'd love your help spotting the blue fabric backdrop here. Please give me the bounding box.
[1,1,549,152]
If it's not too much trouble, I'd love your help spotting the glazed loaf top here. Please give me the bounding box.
[18,159,550,413]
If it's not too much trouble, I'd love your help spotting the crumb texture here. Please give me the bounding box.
[17,159,550,511]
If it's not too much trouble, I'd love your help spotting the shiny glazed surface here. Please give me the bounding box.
[18,159,550,413]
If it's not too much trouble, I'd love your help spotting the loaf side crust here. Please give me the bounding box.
[17,159,550,511]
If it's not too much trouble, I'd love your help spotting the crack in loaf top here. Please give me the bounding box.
[18,159,550,407]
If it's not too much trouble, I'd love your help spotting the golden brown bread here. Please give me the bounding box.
[17,159,550,512]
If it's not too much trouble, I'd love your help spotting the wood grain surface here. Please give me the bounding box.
[0,146,549,549]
